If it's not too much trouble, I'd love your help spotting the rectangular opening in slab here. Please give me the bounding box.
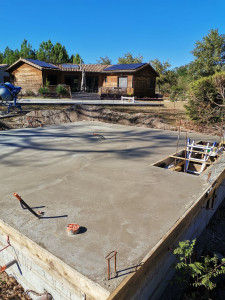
[154,141,224,176]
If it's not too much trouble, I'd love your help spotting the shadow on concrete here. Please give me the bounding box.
[112,262,144,279]
[0,122,182,167]
[23,205,45,210]
[40,214,68,219]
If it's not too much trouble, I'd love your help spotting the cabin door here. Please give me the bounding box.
[64,76,80,92]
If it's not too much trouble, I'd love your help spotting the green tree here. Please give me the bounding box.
[97,56,112,64]
[2,47,19,65]
[174,65,189,77]
[51,42,69,64]
[118,52,143,64]
[13,49,20,61]
[174,64,192,93]
[0,52,3,63]
[70,53,84,64]
[150,58,177,93]
[150,58,171,75]
[189,29,225,78]
[36,40,54,62]
[20,39,36,59]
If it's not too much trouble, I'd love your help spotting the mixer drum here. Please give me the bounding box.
[0,86,13,102]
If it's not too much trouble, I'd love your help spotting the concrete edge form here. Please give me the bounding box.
[0,220,110,300]
[107,168,225,300]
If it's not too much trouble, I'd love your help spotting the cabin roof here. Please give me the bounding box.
[6,59,158,76]
[6,58,60,71]
[58,63,111,73]
[103,63,159,76]
[25,58,59,69]
[103,63,146,71]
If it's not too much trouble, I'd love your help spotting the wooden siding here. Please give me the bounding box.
[11,63,43,95]
[100,67,157,97]
[133,66,156,97]
[101,74,133,88]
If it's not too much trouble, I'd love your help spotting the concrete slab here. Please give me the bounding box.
[0,121,220,293]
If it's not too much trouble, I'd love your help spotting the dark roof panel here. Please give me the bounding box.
[62,64,79,69]
[25,59,59,69]
[103,63,146,71]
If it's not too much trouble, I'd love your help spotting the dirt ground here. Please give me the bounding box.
[0,272,31,299]
[0,102,222,137]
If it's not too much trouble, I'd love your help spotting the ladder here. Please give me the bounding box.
[185,139,217,175]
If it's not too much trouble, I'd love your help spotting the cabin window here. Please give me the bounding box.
[104,77,107,83]
[47,74,57,85]
[118,77,128,88]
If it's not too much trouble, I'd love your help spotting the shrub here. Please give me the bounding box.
[185,76,222,123]
[25,90,35,97]
[45,79,50,87]
[56,85,68,97]
[38,86,49,97]
[213,72,225,104]
[173,239,225,298]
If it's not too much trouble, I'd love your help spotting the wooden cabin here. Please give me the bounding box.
[6,59,158,98]
[6,59,61,94]
[100,63,158,98]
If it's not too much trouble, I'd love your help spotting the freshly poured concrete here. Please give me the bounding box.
[0,121,219,292]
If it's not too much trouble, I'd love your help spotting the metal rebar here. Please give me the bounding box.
[108,259,110,280]
[0,259,17,272]
[0,236,10,253]
[105,251,117,280]
[184,132,187,172]
[114,252,117,275]
[175,125,181,167]
[14,193,41,219]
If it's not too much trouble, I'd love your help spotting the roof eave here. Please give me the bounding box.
[6,58,60,72]
[102,70,137,73]
[6,58,43,72]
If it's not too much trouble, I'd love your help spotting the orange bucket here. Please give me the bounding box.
[67,224,80,235]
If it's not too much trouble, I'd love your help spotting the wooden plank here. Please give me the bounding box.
[169,155,214,165]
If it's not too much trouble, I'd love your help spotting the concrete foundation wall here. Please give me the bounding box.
[0,244,81,300]
[0,222,109,300]
[109,173,225,300]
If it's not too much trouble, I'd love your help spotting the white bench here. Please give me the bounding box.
[121,96,135,103]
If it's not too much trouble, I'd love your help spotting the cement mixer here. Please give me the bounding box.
[0,82,22,113]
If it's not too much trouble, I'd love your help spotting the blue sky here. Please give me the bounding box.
[1,0,225,68]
